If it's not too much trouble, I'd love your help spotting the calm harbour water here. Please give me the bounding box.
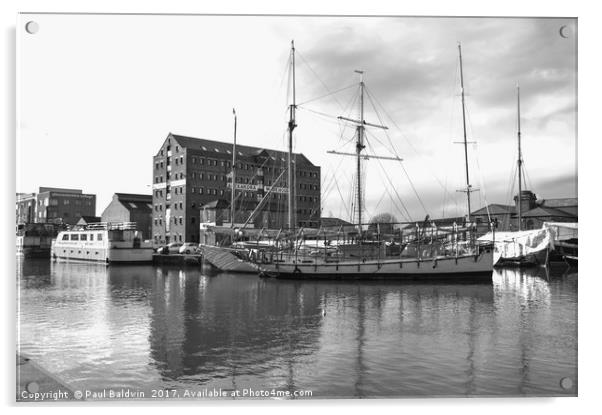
[17,258,577,399]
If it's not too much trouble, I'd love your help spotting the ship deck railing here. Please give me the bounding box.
[84,222,138,231]
[242,221,495,264]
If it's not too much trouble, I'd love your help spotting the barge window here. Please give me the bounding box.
[80,234,87,241]
[62,234,69,241]
[97,233,103,241]
[90,234,94,241]
[70,234,79,241]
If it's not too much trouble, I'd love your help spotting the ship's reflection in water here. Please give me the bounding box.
[18,259,577,398]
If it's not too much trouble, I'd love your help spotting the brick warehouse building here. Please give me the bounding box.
[16,187,96,226]
[101,193,153,239]
[152,133,321,244]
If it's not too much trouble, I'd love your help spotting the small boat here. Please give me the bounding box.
[51,222,153,264]
[544,222,578,266]
[480,84,553,267]
[478,228,551,267]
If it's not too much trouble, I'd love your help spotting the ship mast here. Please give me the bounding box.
[287,40,297,231]
[331,71,392,235]
[230,108,237,227]
[517,84,523,231]
[356,70,366,234]
[457,43,475,222]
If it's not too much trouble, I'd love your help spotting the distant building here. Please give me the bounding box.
[471,190,577,230]
[151,133,321,245]
[320,217,353,228]
[471,204,516,229]
[16,193,37,224]
[101,193,153,239]
[16,187,96,226]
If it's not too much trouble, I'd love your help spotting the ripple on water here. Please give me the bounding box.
[17,259,577,397]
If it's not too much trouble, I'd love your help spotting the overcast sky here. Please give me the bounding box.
[17,14,577,222]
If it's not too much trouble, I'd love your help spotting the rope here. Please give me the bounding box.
[364,137,414,221]
[297,84,356,107]
[365,85,462,212]
[365,130,426,217]
[296,50,346,111]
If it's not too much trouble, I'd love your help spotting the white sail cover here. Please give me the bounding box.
[478,228,552,264]
[542,222,578,244]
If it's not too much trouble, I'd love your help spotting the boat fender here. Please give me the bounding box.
[293,266,301,274]
[432,258,437,269]
[416,260,420,268]
[474,254,479,262]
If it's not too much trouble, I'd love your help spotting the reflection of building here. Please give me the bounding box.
[151,133,321,245]
[101,193,153,239]
[143,269,323,385]
[472,191,577,230]
[16,187,96,226]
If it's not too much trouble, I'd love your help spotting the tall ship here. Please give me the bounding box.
[238,42,495,280]
[51,222,153,264]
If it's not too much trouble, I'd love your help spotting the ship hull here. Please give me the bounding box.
[495,248,549,268]
[52,247,154,264]
[257,250,494,281]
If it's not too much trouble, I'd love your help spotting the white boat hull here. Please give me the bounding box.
[256,250,494,280]
[51,244,154,264]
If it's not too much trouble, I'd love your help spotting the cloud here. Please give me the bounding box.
[290,17,577,220]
